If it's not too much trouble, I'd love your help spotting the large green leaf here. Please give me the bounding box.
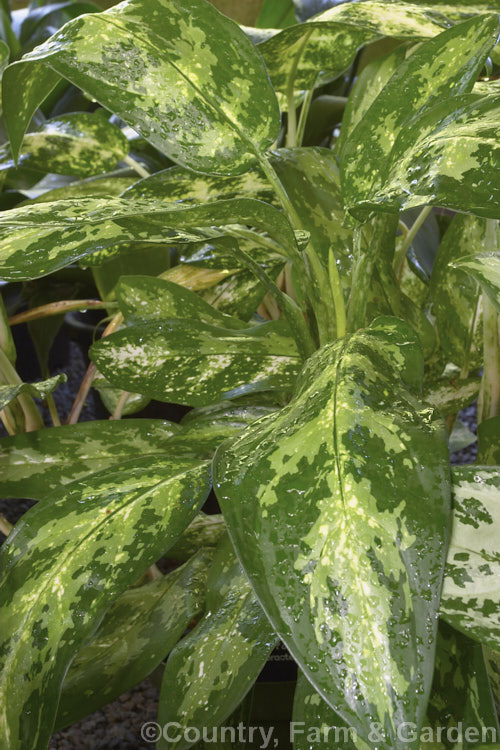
[55,548,213,729]
[157,534,277,750]
[90,318,301,407]
[0,418,181,500]
[430,215,485,369]
[341,15,499,216]
[257,1,448,107]
[0,196,297,280]
[441,466,500,650]
[0,454,211,750]
[166,513,226,561]
[424,377,480,418]
[0,113,128,177]
[453,250,500,313]
[478,416,500,465]
[214,317,451,749]
[116,275,247,329]
[123,164,274,205]
[3,0,280,174]
[0,373,66,411]
[366,93,500,217]
[292,621,499,750]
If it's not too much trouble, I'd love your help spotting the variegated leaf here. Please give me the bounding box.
[441,466,500,650]
[3,0,280,174]
[0,113,128,177]
[90,319,301,407]
[292,622,499,750]
[116,275,247,329]
[0,373,66,411]
[214,317,451,749]
[91,371,150,416]
[30,170,137,203]
[258,1,448,107]
[55,548,213,729]
[123,164,274,205]
[341,15,499,216]
[166,513,226,562]
[424,377,480,418]
[367,93,500,217]
[177,396,280,456]
[0,419,181,499]
[0,196,297,281]
[0,455,212,750]
[448,420,477,454]
[157,534,277,750]
[453,251,500,313]
[430,214,485,370]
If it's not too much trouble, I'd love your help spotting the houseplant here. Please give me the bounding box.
[0,0,499,748]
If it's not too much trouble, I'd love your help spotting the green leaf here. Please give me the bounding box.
[257,0,296,29]
[3,0,280,173]
[424,376,480,418]
[441,466,500,650]
[478,416,500,465]
[157,534,277,750]
[91,371,150,417]
[270,147,352,287]
[342,15,499,216]
[90,243,172,301]
[123,164,274,205]
[165,513,226,562]
[0,373,66,411]
[0,454,211,750]
[0,196,297,281]
[367,93,500,217]
[258,0,448,108]
[90,319,301,407]
[0,113,128,177]
[430,214,485,369]
[448,420,477,454]
[29,170,137,203]
[453,250,500,313]
[55,548,213,730]
[0,418,181,500]
[214,317,451,748]
[116,275,247,329]
[292,621,499,750]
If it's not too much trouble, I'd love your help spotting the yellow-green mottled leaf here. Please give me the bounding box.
[342,16,499,217]
[3,0,280,174]
[116,275,247,330]
[55,549,213,729]
[123,164,274,205]
[156,535,277,750]
[258,1,448,108]
[214,317,451,749]
[0,113,128,177]
[90,319,301,407]
[0,454,212,750]
[91,371,150,416]
[424,376,480,418]
[165,513,226,561]
[0,196,297,281]
[0,418,181,499]
[441,466,500,650]
[453,251,500,313]
[29,170,137,203]
[0,373,66,411]
[368,93,500,217]
[430,214,485,370]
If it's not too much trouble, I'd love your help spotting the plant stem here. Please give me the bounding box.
[285,28,313,148]
[0,513,13,537]
[66,313,124,425]
[329,249,346,338]
[393,205,432,275]
[8,299,110,326]
[46,393,61,427]
[123,154,150,179]
[296,79,317,148]
[0,348,44,432]
[110,391,131,420]
[258,155,339,345]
